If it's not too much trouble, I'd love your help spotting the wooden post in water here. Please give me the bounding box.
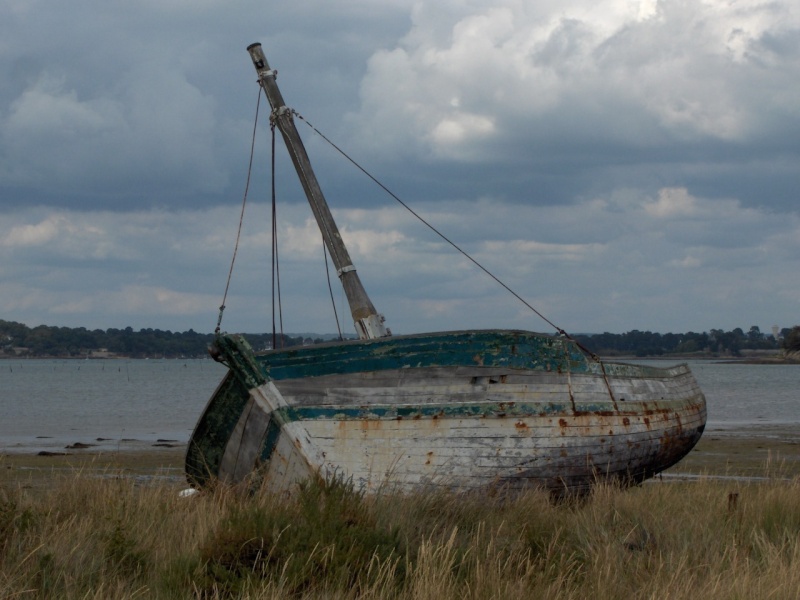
[247,43,389,340]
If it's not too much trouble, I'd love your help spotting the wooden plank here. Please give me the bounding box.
[285,400,705,492]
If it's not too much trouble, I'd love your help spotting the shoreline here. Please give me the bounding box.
[0,444,188,489]
[672,423,800,476]
[3,423,798,490]
[0,435,189,456]
[611,354,800,364]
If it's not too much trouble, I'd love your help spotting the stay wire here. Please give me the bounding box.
[215,88,262,334]
[289,111,591,349]
[322,241,344,340]
[271,121,285,349]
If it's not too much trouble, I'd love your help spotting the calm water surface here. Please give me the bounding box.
[0,358,797,453]
[681,360,799,428]
[0,359,227,453]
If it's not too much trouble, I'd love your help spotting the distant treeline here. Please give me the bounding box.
[0,320,341,359]
[574,326,799,358]
[1,319,798,359]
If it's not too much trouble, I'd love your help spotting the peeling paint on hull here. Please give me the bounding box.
[186,329,706,495]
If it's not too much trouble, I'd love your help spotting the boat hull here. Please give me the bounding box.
[186,330,706,495]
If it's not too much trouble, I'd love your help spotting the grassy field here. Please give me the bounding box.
[1,429,799,599]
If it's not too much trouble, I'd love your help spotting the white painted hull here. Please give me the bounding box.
[212,361,706,495]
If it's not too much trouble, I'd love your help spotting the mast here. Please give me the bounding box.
[247,43,389,340]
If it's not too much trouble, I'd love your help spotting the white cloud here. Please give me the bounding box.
[669,255,702,269]
[4,215,63,247]
[429,112,496,157]
[643,187,698,218]
[350,0,799,159]
[481,239,603,264]
[104,285,217,316]
[4,184,796,334]
[2,213,116,260]
[1,45,228,200]
[7,75,113,137]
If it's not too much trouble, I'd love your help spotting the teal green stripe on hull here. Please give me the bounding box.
[213,329,683,391]
[261,330,588,380]
[214,330,593,387]
[274,400,694,422]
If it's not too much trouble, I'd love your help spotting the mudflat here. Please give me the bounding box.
[2,425,799,490]
[664,424,800,480]
[0,445,186,490]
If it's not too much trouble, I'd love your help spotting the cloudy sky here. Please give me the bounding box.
[1,0,798,338]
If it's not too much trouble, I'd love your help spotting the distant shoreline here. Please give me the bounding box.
[3,352,798,363]
[604,351,800,364]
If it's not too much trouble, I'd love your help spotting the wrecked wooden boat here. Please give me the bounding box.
[185,43,706,495]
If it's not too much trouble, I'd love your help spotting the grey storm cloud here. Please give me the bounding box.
[0,0,798,336]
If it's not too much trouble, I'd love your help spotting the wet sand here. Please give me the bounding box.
[2,424,798,491]
[664,424,800,480]
[0,444,187,490]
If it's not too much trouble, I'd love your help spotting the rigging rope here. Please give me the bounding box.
[215,89,263,335]
[323,241,344,340]
[289,110,601,359]
[270,120,285,349]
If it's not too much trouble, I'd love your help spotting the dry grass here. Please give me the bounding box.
[1,459,799,599]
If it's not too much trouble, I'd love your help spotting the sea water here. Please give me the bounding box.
[683,360,799,428]
[630,359,800,429]
[0,357,797,453]
[0,358,226,453]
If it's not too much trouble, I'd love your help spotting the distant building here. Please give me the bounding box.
[89,348,118,358]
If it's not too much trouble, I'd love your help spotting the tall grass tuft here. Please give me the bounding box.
[197,475,404,596]
[0,469,798,599]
